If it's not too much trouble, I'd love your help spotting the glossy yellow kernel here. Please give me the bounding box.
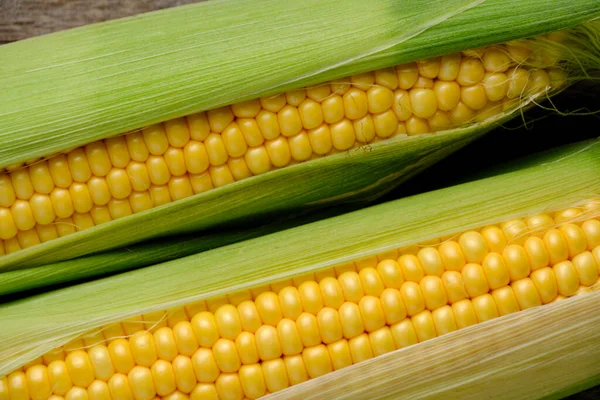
[259,94,286,113]
[215,374,244,400]
[10,169,34,201]
[461,84,488,110]
[65,387,89,400]
[238,364,266,399]
[237,301,262,334]
[400,281,425,317]
[172,355,197,394]
[212,338,242,373]
[391,90,412,122]
[369,110,398,138]
[582,220,600,249]
[336,301,363,340]
[457,58,485,86]
[191,383,218,400]
[150,360,176,396]
[338,271,365,303]
[506,68,529,99]
[412,310,436,342]
[263,359,290,393]
[437,53,461,81]
[396,63,419,89]
[148,185,171,207]
[472,293,500,322]
[414,76,435,89]
[459,231,489,263]
[527,69,551,93]
[296,312,322,347]
[554,208,582,224]
[87,345,115,381]
[449,101,475,125]
[314,307,342,344]
[0,169,18,204]
[388,319,417,350]
[254,110,280,140]
[275,318,303,356]
[253,291,282,326]
[123,133,148,163]
[46,155,73,190]
[65,350,95,387]
[306,84,331,102]
[418,275,446,310]
[25,365,51,400]
[162,147,187,177]
[168,175,194,201]
[190,348,219,383]
[149,328,176,363]
[87,380,111,400]
[512,278,542,310]
[355,268,383,297]
[544,229,569,265]
[342,88,368,120]
[27,162,54,195]
[351,115,375,143]
[255,325,282,361]
[85,142,111,177]
[366,326,394,357]
[462,263,490,297]
[317,95,343,125]
[107,373,133,400]
[284,89,306,106]
[27,193,54,225]
[108,339,135,374]
[283,355,309,386]
[404,115,428,135]
[234,332,259,366]
[275,105,302,138]
[482,72,509,102]
[481,225,508,253]
[302,345,333,379]
[102,137,130,169]
[7,371,29,400]
[432,305,458,336]
[172,321,199,357]
[439,240,466,271]
[530,267,558,304]
[273,286,301,319]
[208,165,235,188]
[16,228,40,248]
[396,254,424,282]
[427,109,453,132]
[317,277,344,310]
[242,146,271,176]
[482,252,510,290]
[441,270,468,304]
[348,72,374,91]
[143,125,169,156]
[234,120,263,149]
[522,236,549,271]
[409,88,438,119]
[451,299,478,328]
[206,107,234,134]
[560,223,588,259]
[128,366,156,400]
[304,125,332,155]
[375,258,404,288]
[296,99,323,130]
[482,48,511,72]
[503,244,531,281]
[377,288,406,325]
[264,136,291,168]
[572,251,599,286]
[288,131,313,161]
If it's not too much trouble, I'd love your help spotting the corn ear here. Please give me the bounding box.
[1,138,598,376]
[1,0,598,168]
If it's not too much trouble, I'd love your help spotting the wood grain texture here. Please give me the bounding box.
[0,0,200,43]
[0,1,598,399]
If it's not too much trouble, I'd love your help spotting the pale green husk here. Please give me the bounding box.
[0,138,598,376]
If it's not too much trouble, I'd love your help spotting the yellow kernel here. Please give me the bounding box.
[462,263,490,297]
[503,244,531,281]
[289,131,313,161]
[572,251,599,286]
[441,270,468,304]
[330,119,356,151]
[302,345,332,379]
[472,293,499,322]
[209,165,235,188]
[396,63,419,89]
[321,95,344,124]
[530,267,558,304]
[439,240,466,271]
[10,168,34,200]
[506,68,529,99]
[237,301,262,334]
[283,355,308,386]
[150,360,176,396]
[438,53,461,81]
[451,299,478,329]
[230,98,261,118]
[482,48,511,72]
[265,137,292,168]
[400,281,425,316]
[409,88,438,119]
[207,107,234,133]
[512,278,542,309]
[256,325,282,361]
[482,252,510,289]
[298,99,324,130]
[491,286,520,316]
[235,332,259,365]
[461,84,488,110]
[420,275,448,310]
[343,88,368,120]
[405,116,429,135]
[277,318,304,356]
[560,223,588,259]
[306,85,331,102]
[449,101,475,125]
[244,146,272,175]
[544,229,569,265]
[277,105,303,137]
[457,58,485,86]
[412,310,437,342]
[338,302,364,339]
[353,115,376,143]
[172,355,197,394]
[582,220,600,249]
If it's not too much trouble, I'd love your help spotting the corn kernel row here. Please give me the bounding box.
[2,202,598,400]
[0,39,568,255]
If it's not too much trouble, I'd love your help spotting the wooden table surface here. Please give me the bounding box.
[0,0,598,398]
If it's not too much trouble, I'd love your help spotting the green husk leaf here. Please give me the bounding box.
[1,0,599,168]
[266,292,600,400]
[0,138,598,375]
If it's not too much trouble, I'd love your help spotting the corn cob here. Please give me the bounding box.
[0,34,576,256]
[2,198,599,400]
